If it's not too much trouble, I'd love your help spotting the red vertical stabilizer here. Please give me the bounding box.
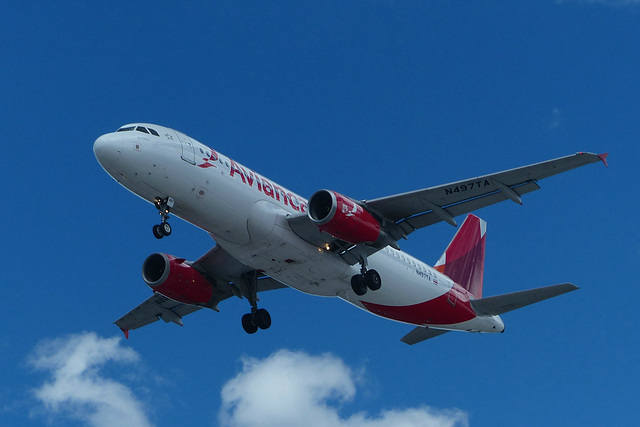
[434,214,486,298]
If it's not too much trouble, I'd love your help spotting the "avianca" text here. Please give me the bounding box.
[198,150,308,212]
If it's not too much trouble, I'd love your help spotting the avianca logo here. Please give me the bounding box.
[197,150,219,168]
[342,200,358,217]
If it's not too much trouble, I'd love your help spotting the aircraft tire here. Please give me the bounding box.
[254,308,271,330]
[242,313,258,334]
[351,275,367,296]
[365,269,381,291]
[152,224,164,239]
[161,222,172,236]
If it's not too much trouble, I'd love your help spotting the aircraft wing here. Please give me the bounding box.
[115,244,287,337]
[115,294,202,337]
[365,152,608,235]
[289,152,607,265]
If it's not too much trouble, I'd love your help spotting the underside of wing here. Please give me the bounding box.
[193,244,288,296]
[288,153,606,266]
[115,244,288,336]
[365,152,606,236]
[115,293,202,336]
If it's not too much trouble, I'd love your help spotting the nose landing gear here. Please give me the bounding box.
[152,197,174,239]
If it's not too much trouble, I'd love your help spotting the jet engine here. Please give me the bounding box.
[142,253,214,305]
[308,189,381,244]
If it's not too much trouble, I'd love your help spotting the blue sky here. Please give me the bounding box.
[1,1,637,426]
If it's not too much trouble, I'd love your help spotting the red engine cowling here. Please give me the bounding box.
[142,253,214,305]
[308,189,381,244]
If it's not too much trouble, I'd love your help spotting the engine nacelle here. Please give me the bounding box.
[142,253,214,305]
[308,189,381,244]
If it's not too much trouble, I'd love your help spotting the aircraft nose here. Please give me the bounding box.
[93,133,122,171]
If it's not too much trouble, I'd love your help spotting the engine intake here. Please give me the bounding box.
[142,253,214,305]
[308,189,381,244]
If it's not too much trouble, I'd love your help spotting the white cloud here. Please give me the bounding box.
[219,349,468,427]
[28,332,153,427]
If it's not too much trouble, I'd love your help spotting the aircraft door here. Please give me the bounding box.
[175,131,196,164]
[447,288,458,307]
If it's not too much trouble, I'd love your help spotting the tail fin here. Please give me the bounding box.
[434,214,486,298]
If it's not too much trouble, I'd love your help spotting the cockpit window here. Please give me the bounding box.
[116,125,160,136]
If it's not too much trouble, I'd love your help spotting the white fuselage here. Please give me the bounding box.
[94,124,504,333]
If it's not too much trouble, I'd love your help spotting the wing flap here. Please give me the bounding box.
[401,327,450,345]
[114,293,201,334]
[470,283,579,316]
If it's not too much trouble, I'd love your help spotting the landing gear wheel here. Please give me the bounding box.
[242,313,258,334]
[351,275,367,296]
[152,196,174,239]
[152,224,165,239]
[254,308,272,330]
[160,222,172,236]
[364,269,382,291]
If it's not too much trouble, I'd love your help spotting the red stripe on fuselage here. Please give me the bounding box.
[360,285,477,326]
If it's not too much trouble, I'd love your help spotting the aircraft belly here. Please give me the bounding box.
[428,315,504,333]
[223,206,351,297]
[339,250,481,327]
[361,251,449,306]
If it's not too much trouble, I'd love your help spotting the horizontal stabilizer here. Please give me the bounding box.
[401,326,450,345]
[470,283,578,316]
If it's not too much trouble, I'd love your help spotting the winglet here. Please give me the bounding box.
[597,153,609,168]
[120,328,130,339]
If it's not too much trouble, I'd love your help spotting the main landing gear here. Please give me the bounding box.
[242,308,271,334]
[240,271,272,334]
[350,256,382,296]
[152,197,174,239]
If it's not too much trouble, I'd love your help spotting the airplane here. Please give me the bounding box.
[93,123,608,344]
